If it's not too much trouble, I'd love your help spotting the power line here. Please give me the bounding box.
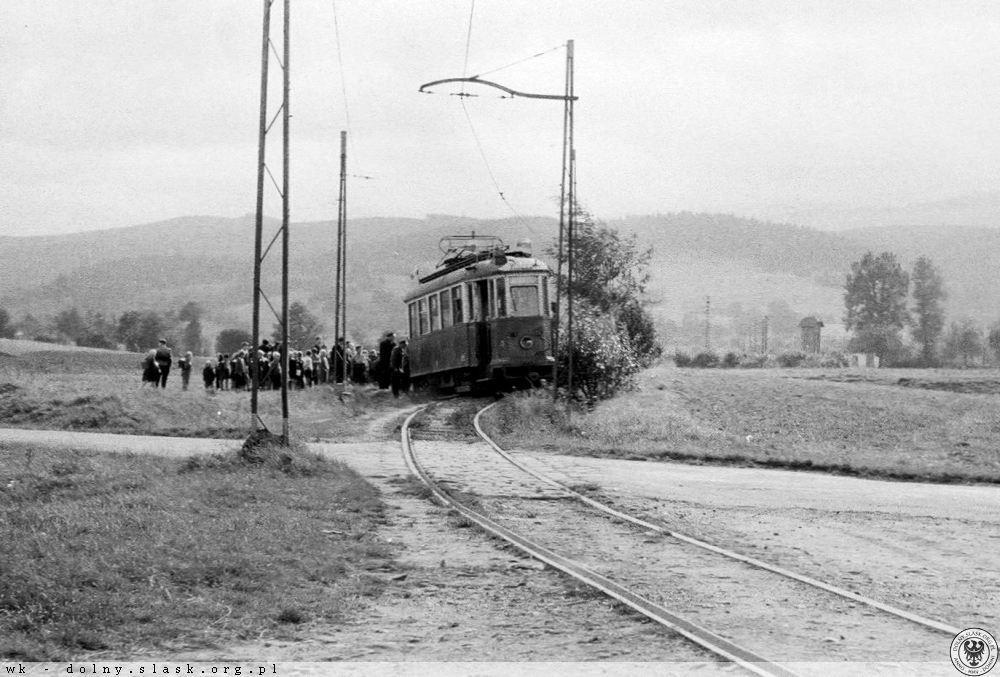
[330,0,351,130]
[461,0,476,80]
[459,98,525,224]
[474,44,564,79]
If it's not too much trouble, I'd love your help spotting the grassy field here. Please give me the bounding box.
[0,441,395,660]
[0,342,413,440]
[483,364,1000,484]
[0,339,412,660]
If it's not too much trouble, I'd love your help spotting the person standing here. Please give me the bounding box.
[377,331,395,390]
[352,344,366,383]
[179,351,193,390]
[202,359,216,390]
[141,349,160,387]
[390,339,408,398]
[154,339,172,388]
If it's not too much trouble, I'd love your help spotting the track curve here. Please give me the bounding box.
[471,402,961,637]
[401,403,799,677]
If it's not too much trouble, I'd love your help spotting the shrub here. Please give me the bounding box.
[778,351,807,367]
[673,351,692,367]
[737,353,768,368]
[818,352,850,368]
[556,301,640,405]
[721,352,739,368]
[691,352,719,368]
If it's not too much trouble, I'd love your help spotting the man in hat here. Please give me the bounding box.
[154,339,173,388]
[377,331,395,390]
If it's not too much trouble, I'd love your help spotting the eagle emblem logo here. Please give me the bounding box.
[951,628,997,675]
[965,639,987,667]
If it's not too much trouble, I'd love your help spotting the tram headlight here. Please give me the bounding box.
[519,336,534,350]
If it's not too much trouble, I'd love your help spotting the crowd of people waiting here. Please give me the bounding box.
[141,332,411,396]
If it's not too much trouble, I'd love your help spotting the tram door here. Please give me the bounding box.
[473,280,491,369]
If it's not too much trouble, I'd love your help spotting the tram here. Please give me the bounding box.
[404,235,555,391]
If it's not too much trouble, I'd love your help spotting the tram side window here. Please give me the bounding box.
[510,284,539,317]
[496,277,507,317]
[418,298,429,335]
[541,277,550,316]
[475,280,489,320]
[408,302,418,337]
[453,285,464,323]
[440,289,453,328]
[429,294,440,331]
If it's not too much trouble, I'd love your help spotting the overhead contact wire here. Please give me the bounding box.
[331,0,351,131]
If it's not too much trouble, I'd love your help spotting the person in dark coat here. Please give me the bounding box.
[179,351,193,390]
[390,339,408,398]
[141,349,160,386]
[154,339,172,388]
[202,360,216,390]
[377,332,395,389]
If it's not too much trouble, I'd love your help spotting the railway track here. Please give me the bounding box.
[401,399,956,674]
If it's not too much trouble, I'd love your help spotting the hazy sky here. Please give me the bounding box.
[4,1,1000,235]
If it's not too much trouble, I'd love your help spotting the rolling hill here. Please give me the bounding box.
[0,212,993,353]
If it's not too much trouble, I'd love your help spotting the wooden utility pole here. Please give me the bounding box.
[704,296,711,351]
[564,40,575,414]
[333,130,348,387]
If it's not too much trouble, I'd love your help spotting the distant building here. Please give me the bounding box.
[850,353,880,368]
[799,316,824,353]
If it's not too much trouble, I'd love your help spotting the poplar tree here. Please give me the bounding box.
[910,256,946,366]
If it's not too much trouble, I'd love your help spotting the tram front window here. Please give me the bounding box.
[510,284,539,317]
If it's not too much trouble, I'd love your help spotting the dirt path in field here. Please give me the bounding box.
[1,423,995,670]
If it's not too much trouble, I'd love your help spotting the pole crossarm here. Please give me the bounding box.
[418,76,578,101]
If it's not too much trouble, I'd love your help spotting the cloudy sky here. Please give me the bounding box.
[3,1,1000,235]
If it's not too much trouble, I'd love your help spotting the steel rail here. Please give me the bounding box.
[471,402,961,636]
[401,405,800,677]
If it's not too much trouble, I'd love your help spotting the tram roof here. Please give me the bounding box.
[404,252,551,302]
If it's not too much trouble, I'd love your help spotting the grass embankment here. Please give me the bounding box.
[482,365,1000,484]
[0,349,411,439]
[0,440,395,660]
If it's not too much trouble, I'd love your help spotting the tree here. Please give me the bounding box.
[943,319,982,367]
[116,311,145,352]
[118,310,167,352]
[550,208,661,367]
[178,301,203,323]
[910,256,946,366]
[273,301,324,350]
[988,325,1000,364]
[18,313,44,341]
[844,251,909,362]
[54,307,86,344]
[0,308,13,339]
[216,328,252,355]
[78,312,116,349]
[555,213,652,312]
[184,316,204,355]
[137,312,169,351]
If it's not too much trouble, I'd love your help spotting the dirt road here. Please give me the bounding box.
[1,421,995,672]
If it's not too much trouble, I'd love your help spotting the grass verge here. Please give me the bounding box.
[0,441,394,660]
[0,352,416,440]
[481,365,1000,484]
